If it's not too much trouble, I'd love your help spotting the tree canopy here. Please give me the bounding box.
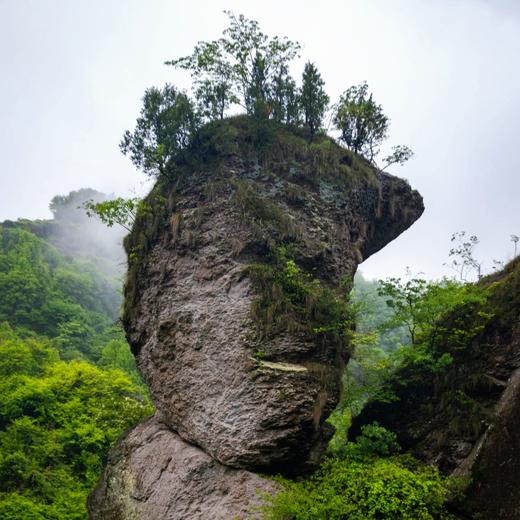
[119,12,412,179]
[332,82,389,162]
[166,11,301,119]
[0,208,151,518]
[299,62,329,139]
[120,84,200,178]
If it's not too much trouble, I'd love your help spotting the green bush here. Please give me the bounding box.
[0,325,153,518]
[262,455,454,519]
[346,422,401,459]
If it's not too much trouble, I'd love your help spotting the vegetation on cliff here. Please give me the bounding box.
[0,202,152,519]
[113,11,411,185]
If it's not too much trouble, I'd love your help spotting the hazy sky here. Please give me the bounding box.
[1,0,519,279]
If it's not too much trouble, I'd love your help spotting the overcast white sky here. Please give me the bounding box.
[1,0,519,279]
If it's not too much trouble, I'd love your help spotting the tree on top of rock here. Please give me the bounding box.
[332,82,389,163]
[120,84,200,177]
[166,11,300,120]
[117,12,413,181]
[300,62,329,140]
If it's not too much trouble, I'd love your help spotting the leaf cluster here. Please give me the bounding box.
[0,323,152,518]
[332,81,389,162]
[84,197,150,233]
[120,84,200,178]
[262,445,455,519]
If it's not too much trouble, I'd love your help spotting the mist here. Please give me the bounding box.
[37,188,127,281]
[1,0,518,280]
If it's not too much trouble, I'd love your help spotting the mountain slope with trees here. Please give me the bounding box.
[0,196,152,519]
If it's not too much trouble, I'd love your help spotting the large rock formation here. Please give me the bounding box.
[89,118,424,519]
[351,257,520,520]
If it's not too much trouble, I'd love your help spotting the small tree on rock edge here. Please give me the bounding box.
[300,62,329,140]
[333,82,388,163]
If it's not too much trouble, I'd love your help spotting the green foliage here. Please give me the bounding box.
[84,197,150,233]
[262,452,455,519]
[328,274,410,420]
[484,256,520,330]
[326,406,352,457]
[99,338,147,390]
[346,422,401,459]
[120,12,410,185]
[247,248,354,353]
[333,82,389,162]
[0,324,152,518]
[330,270,493,458]
[380,145,414,173]
[0,323,58,377]
[0,199,152,517]
[120,84,200,178]
[0,227,116,343]
[270,64,300,125]
[300,62,329,139]
[341,339,397,417]
[245,52,270,118]
[377,274,488,349]
[167,11,300,117]
[364,274,490,397]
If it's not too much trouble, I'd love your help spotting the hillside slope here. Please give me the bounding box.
[351,257,520,519]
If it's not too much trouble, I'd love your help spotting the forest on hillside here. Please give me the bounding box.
[0,192,152,519]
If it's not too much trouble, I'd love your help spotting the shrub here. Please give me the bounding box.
[262,455,454,519]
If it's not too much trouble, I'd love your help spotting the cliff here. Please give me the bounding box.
[351,257,520,519]
[88,117,424,519]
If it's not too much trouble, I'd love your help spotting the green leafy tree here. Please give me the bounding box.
[375,274,490,390]
[379,145,414,173]
[377,275,430,346]
[84,197,149,233]
[100,339,144,389]
[194,79,233,121]
[299,62,329,139]
[0,334,152,518]
[167,11,300,118]
[0,226,125,360]
[245,52,269,117]
[120,84,200,178]
[333,82,389,162]
[378,274,487,348]
[270,64,300,125]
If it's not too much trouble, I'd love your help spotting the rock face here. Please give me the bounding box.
[351,257,520,520]
[89,119,424,519]
[88,416,279,520]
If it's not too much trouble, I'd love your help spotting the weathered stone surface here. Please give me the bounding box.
[88,416,278,520]
[122,152,423,472]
